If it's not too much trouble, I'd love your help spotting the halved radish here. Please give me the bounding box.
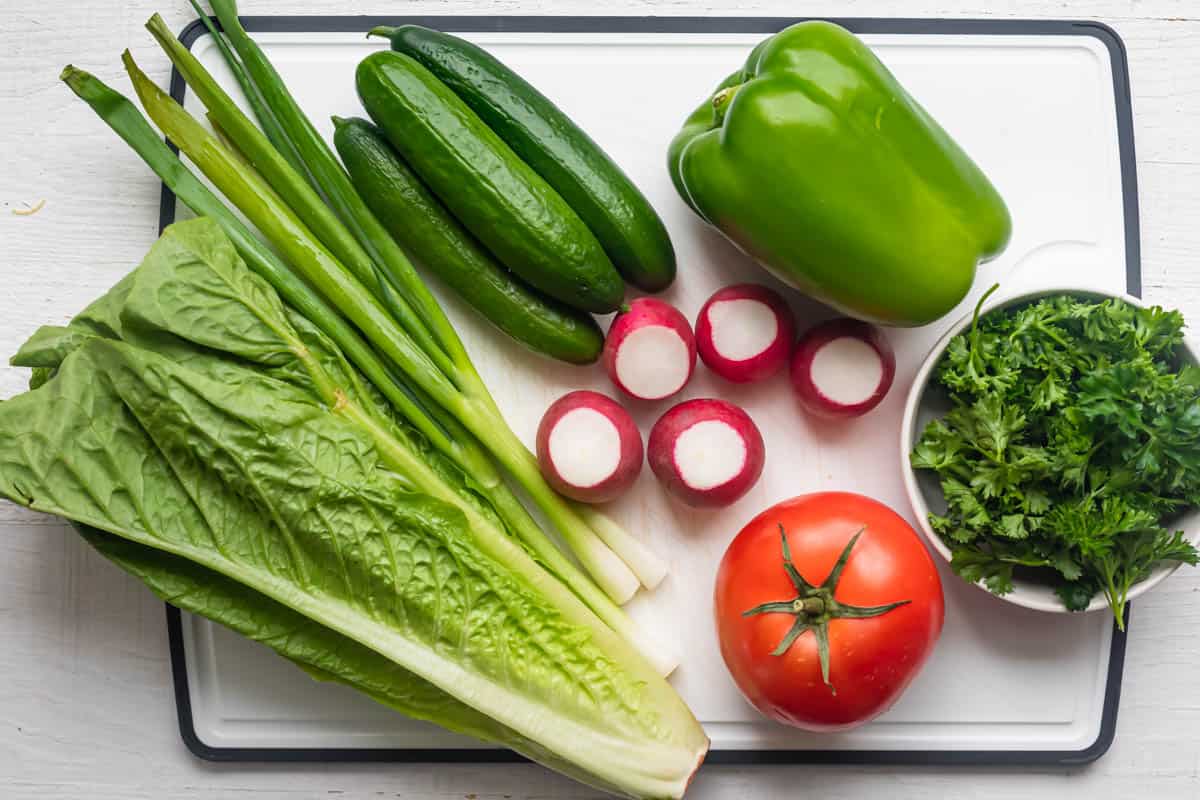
[791,318,896,418]
[603,298,696,401]
[648,399,765,508]
[695,283,796,383]
[536,390,643,503]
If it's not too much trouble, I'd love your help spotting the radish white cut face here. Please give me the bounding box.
[547,407,621,488]
[615,325,691,399]
[537,389,644,504]
[810,337,885,405]
[674,420,747,490]
[648,397,765,508]
[706,299,779,362]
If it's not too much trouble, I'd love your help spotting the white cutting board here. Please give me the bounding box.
[168,19,1132,758]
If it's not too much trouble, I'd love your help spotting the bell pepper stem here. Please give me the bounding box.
[711,83,743,125]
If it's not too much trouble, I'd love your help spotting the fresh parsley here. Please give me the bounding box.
[912,288,1200,628]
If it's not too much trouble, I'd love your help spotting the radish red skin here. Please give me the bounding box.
[603,297,696,400]
[791,319,895,418]
[695,284,796,383]
[536,390,644,503]
[648,398,765,508]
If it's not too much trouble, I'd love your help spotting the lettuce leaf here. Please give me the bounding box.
[0,218,706,799]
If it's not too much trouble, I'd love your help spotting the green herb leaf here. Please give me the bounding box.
[913,292,1200,623]
[1055,580,1097,612]
[951,548,1016,596]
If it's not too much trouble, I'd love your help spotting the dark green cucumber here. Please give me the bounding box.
[371,25,676,293]
[355,52,624,314]
[332,116,603,365]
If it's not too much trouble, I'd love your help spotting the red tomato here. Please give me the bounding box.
[714,492,944,731]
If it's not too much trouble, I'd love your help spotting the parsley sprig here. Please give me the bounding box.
[912,288,1200,628]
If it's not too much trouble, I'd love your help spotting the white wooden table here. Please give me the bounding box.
[3,1,1199,798]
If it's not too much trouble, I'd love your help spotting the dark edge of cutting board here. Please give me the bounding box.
[159,14,1138,769]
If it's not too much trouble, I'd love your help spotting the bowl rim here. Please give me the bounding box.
[899,284,1199,615]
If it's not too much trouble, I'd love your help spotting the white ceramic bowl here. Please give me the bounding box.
[900,286,1200,615]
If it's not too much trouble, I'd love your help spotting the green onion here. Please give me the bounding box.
[146,13,454,381]
[120,47,643,604]
[61,64,672,675]
[147,8,663,607]
[208,0,465,372]
[184,0,305,174]
[573,503,669,590]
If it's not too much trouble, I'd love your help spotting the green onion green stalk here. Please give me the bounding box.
[61,57,674,675]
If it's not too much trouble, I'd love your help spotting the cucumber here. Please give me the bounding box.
[372,25,676,293]
[332,116,604,365]
[355,52,624,314]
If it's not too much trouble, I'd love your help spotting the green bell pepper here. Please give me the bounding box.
[668,21,1011,327]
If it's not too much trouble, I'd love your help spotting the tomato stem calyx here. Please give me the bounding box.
[742,525,912,693]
